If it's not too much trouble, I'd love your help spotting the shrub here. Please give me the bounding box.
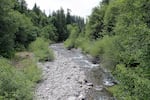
[78,39,92,54]
[17,58,42,83]
[87,36,119,69]
[29,38,54,61]
[64,39,75,49]
[0,58,33,100]
[0,51,42,99]
[64,24,80,49]
[40,25,58,42]
[23,63,41,83]
[108,64,150,100]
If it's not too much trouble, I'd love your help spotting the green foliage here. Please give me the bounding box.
[108,64,150,100]
[103,0,121,35]
[54,8,68,41]
[78,39,92,54]
[51,8,85,42]
[0,0,18,58]
[0,0,37,57]
[64,24,80,49]
[142,0,150,27]
[0,50,42,99]
[40,24,58,41]
[66,9,71,25]
[14,0,28,14]
[0,0,85,58]
[0,58,41,100]
[29,38,54,61]
[11,11,37,49]
[85,5,106,39]
[31,3,48,27]
[17,58,42,83]
[89,36,119,69]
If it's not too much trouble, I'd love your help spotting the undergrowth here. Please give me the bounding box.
[0,55,41,100]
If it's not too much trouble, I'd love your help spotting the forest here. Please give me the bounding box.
[0,0,150,100]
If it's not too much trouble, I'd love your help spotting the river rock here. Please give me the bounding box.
[73,66,77,68]
[67,96,77,100]
[103,80,115,86]
[86,82,93,87]
[46,66,49,69]
[78,94,86,100]
[84,79,88,83]
[34,44,88,100]
[67,77,71,79]
[94,85,103,91]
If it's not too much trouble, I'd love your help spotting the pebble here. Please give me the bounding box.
[78,94,86,100]
[34,44,88,100]
[86,83,93,87]
[67,96,77,100]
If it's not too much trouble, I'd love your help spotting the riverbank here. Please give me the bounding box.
[34,44,88,100]
[34,43,115,100]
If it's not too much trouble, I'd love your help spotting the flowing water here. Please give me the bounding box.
[35,43,116,100]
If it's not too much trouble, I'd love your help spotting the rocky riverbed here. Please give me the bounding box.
[34,43,115,100]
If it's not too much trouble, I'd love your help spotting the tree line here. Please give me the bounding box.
[0,0,85,58]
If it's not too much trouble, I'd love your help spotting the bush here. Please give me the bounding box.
[29,37,54,61]
[64,24,80,49]
[78,39,92,54]
[86,36,119,69]
[64,39,75,49]
[108,64,150,100]
[22,60,41,83]
[40,25,58,42]
[0,58,33,100]
[14,52,42,83]
[0,51,42,99]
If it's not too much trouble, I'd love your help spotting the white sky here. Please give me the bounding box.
[25,0,101,18]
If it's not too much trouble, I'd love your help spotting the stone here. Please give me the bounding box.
[73,66,77,68]
[86,83,93,87]
[103,80,115,86]
[78,81,82,84]
[67,77,71,79]
[94,85,103,91]
[78,94,86,100]
[80,85,83,88]
[67,96,77,100]
[46,66,49,69]
[84,79,88,83]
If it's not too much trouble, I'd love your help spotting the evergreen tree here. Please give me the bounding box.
[66,9,72,24]
[14,0,28,14]
[0,0,18,57]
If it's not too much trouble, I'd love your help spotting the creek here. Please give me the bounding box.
[35,43,116,100]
